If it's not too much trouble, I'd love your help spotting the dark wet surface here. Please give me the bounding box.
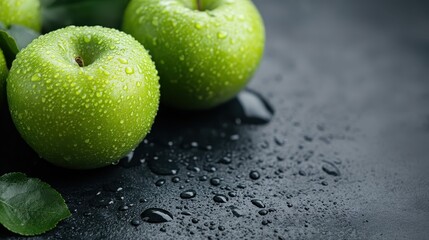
[1,0,429,239]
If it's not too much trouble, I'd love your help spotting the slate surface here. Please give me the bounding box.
[1,0,429,239]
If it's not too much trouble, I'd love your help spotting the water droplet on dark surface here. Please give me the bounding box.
[141,208,173,223]
[231,207,244,217]
[147,157,179,175]
[258,209,268,215]
[187,165,201,172]
[213,194,229,203]
[191,218,199,224]
[249,170,260,180]
[322,161,341,176]
[218,156,232,164]
[89,195,112,208]
[304,135,313,142]
[155,179,166,187]
[298,169,307,176]
[131,219,141,226]
[262,219,271,225]
[251,199,266,208]
[118,151,136,168]
[180,190,196,199]
[199,175,208,181]
[204,164,217,173]
[228,191,237,197]
[119,205,129,211]
[103,182,123,192]
[172,176,181,183]
[224,89,274,124]
[210,177,221,186]
[181,211,192,215]
[274,136,285,146]
[230,134,240,141]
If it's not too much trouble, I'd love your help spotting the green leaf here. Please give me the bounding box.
[0,172,71,236]
[0,22,40,68]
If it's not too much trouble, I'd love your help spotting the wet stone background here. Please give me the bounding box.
[1,0,429,239]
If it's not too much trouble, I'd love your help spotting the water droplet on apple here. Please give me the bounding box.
[152,17,159,26]
[217,31,228,39]
[135,6,143,14]
[31,74,41,82]
[99,67,110,75]
[118,58,128,64]
[84,35,91,43]
[125,67,134,74]
[195,23,203,29]
[179,55,185,61]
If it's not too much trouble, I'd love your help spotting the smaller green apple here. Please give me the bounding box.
[0,48,7,105]
[7,25,160,169]
[0,0,42,32]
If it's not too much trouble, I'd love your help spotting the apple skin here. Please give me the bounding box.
[122,0,265,110]
[0,49,7,106]
[7,26,160,169]
[0,0,42,32]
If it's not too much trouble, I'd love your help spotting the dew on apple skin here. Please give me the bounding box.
[141,208,173,223]
[118,58,128,64]
[125,67,134,74]
[31,73,41,82]
[83,35,91,43]
[217,31,227,39]
[195,23,203,29]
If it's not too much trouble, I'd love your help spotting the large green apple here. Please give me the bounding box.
[0,48,7,105]
[7,26,160,169]
[0,0,42,32]
[122,0,265,109]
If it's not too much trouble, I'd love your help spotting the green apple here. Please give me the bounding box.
[0,0,42,32]
[7,25,160,169]
[0,48,7,105]
[122,0,265,110]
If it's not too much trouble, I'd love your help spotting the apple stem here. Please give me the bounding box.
[75,56,84,67]
[196,0,202,11]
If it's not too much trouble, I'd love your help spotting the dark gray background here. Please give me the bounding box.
[1,0,429,239]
